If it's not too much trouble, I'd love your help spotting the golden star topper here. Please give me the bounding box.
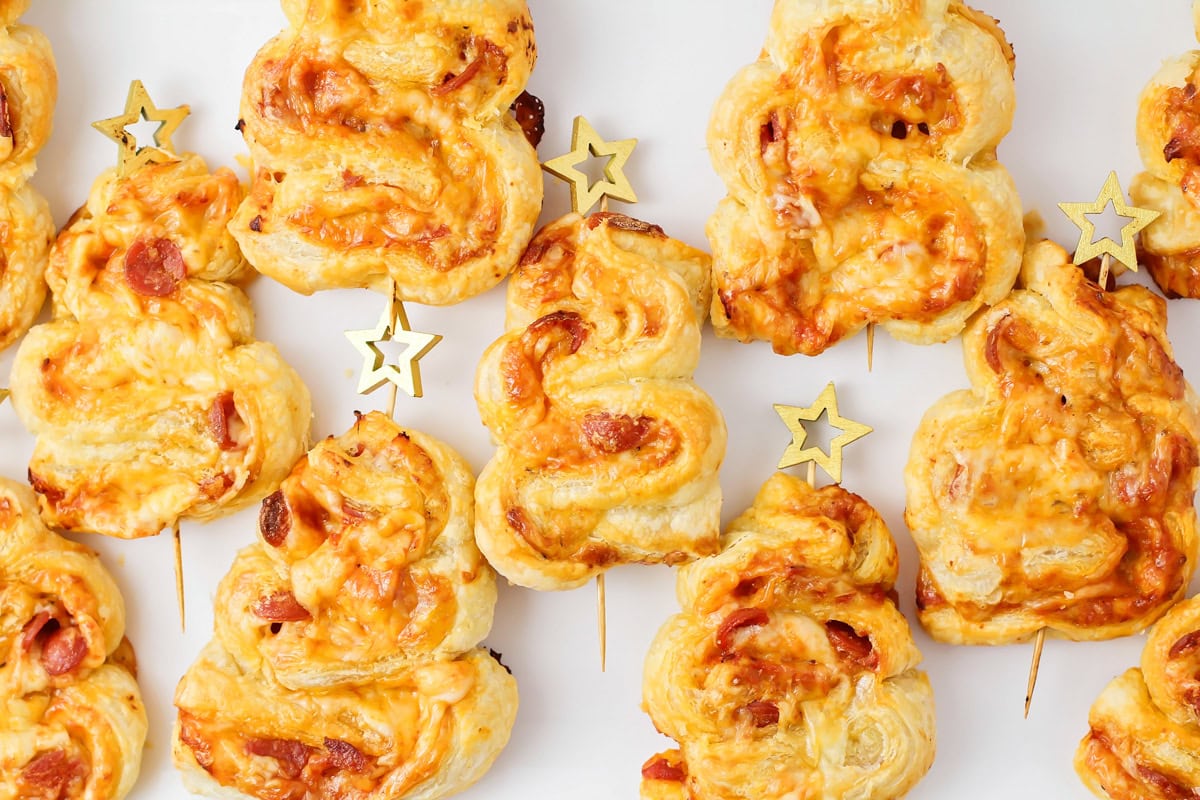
[0,388,8,406]
[1058,171,1159,275]
[346,298,441,398]
[93,79,189,178]
[774,382,872,485]
[543,116,637,214]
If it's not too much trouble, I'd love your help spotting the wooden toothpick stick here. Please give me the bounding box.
[174,521,185,632]
[597,574,607,672]
[1024,627,1046,718]
[866,323,875,372]
[1097,253,1111,290]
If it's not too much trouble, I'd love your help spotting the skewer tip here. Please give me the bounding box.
[597,573,607,672]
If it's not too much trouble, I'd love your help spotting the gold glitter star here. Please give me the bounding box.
[774,383,872,484]
[542,116,637,214]
[346,299,441,398]
[1058,171,1159,271]
[0,388,8,406]
[92,79,190,178]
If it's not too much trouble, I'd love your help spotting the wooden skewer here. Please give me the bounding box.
[1024,627,1046,718]
[597,195,610,672]
[597,573,607,672]
[387,280,400,420]
[174,521,185,633]
[807,460,816,488]
[1097,252,1111,290]
[866,323,875,372]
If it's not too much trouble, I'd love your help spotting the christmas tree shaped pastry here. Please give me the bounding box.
[174,412,517,800]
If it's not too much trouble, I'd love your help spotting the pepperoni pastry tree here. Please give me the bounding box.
[10,154,311,538]
[231,0,543,305]
[706,0,1024,355]
[906,240,1200,644]
[641,473,935,800]
[0,0,55,352]
[174,412,517,800]
[1077,595,1200,799]
[0,478,146,800]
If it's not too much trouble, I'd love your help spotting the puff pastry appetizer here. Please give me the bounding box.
[642,473,935,800]
[906,240,1200,644]
[231,0,543,305]
[0,0,55,352]
[707,0,1023,355]
[1076,595,1200,799]
[0,477,146,800]
[1131,1,1200,297]
[174,412,517,800]
[10,154,312,539]
[474,212,726,591]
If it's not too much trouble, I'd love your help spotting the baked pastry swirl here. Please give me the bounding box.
[0,477,146,800]
[474,212,726,591]
[1076,595,1200,799]
[0,0,55,352]
[906,240,1200,644]
[707,0,1023,355]
[9,154,312,539]
[641,473,935,800]
[231,0,542,305]
[1131,1,1200,297]
[174,412,517,800]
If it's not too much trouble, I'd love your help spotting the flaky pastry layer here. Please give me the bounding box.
[1130,2,1200,297]
[231,0,542,305]
[475,212,726,590]
[906,240,1200,644]
[0,478,146,800]
[11,154,311,538]
[175,413,517,800]
[641,474,935,800]
[1076,596,1200,799]
[0,0,55,352]
[707,0,1023,355]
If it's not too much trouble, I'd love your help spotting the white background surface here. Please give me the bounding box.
[3,1,1200,798]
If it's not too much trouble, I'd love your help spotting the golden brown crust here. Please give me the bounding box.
[10,155,312,539]
[0,478,146,800]
[474,212,726,590]
[707,0,1023,355]
[1131,20,1200,297]
[231,0,542,305]
[0,5,55,352]
[905,240,1200,644]
[642,474,935,800]
[174,413,517,800]
[1076,596,1200,799]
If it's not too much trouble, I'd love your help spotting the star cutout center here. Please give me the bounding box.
[1058,171,1159,271]
[92,79,190,178]
[543,116,637,215]
[774,383,872,484]
[346,300,441,398]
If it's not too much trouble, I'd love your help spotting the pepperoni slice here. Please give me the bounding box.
[825,620,878,670]
[41,626,88,676]
[252,591,311,622]
[245,737,312,779]
[641,756,686,782]
[21,750,81,791]
[207,392,240,451]
[510,90,545,148]
[715,608,769,654]
[260,490,291,547]
[20,611,55,651]
[323,738,368,772]
[0,82,13,143]
[124,237,186,297]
